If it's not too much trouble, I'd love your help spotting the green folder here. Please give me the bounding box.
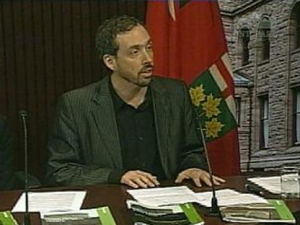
[97,206,116,225]
[180,203,204,225]
[0,211,18,225]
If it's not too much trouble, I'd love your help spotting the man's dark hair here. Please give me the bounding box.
[95,15,143,59]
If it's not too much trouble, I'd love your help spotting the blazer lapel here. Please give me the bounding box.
[90,77,122,168]
[151,79,170,175]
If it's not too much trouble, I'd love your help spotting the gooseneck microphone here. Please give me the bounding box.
[19,110,31,225]
[197,121,221,217]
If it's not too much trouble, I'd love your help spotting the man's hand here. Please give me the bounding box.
[175,168,225,187]
[121,170,160,188]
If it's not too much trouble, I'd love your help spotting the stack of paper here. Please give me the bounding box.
[127,186,204,225]
[127,186,296,224]
[127,200,203,225]
[194,189,268,207]
[127,186,197,207]
[127,186,270,208]
[247,176,281,194]
[40,206,116,225]
[11,191,117,225]
[220,199,296,224]
[12,191,87,213]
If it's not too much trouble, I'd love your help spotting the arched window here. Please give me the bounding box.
[258,17,271,61]
[239,27,250,66]
[290,2,300,50]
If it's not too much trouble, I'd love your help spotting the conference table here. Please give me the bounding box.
[0,175,299,224]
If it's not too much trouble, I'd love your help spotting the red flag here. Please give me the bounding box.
[146,0,240,175]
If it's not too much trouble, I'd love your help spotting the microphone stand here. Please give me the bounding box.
[20,110,31,225]
[196,117,221,217]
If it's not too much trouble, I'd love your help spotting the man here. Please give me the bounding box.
[0,115,15,190]
[47,15,224,188]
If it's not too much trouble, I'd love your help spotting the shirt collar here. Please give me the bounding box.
[109,77,152,112]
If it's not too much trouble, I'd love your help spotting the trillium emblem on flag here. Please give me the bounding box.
[190,84,224,139]
[189,54,237,142]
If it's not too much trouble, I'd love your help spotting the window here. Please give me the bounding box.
[290,2,300,50]
[235,97,241,126]
[292,89,300,144]
[259,96,269,148]
[258,17,270,61]
[239,27,250,66]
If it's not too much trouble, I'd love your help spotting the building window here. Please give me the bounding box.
[292,89,300,144]
[258,17,271,61]
[235,97,241,126]
[290,2,300,50]
[259,96,269,148]
[239,27,250,66]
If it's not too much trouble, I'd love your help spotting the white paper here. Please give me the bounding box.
[12,191,86,212]
[247,176,281,194]
[195,189,268,207]
[127,186,197,207]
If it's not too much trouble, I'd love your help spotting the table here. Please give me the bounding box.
[1,175,299,224]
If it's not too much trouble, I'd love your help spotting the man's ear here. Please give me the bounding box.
[103,54,116,71]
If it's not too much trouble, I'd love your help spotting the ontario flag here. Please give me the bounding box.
[146,0,240,175]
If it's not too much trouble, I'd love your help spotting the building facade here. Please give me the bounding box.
[219,0,300,171]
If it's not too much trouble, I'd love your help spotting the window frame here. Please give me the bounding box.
[259,95,269,149]
[258,17,271,62]
[240,27,250,66]
[235,97,241,127]
[292,88,300,145]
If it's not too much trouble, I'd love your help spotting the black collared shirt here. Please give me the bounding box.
[108,80,165,183]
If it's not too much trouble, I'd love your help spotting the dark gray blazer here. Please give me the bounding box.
[47,76,207,186]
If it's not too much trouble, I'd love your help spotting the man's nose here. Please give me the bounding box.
[142,50,153,64]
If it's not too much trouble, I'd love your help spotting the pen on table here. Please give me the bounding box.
[245,184,265,196]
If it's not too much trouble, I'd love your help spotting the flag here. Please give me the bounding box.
[146,0,240,175]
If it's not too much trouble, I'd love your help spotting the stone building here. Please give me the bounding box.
[219,0,300,171]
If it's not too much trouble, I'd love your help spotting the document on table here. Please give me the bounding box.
[247,176,281,194]
[40,206,117,225]
[127,186,197,207]
[195,189,268,207]
[12,191,86,212]
[40,208,98,219]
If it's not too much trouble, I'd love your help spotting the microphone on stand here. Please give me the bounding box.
[197,122,221,217]
[19,110,31,225]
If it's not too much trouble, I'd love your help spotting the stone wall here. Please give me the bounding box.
[220,0,300,171]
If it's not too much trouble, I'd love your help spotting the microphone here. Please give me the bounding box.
[197,122,221,217]
[19,110,31,225]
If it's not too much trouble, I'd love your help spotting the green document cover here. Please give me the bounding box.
[220,199,296,224]
[41,206,116,225]
[0,211,18,225]
[97,206,116,225]
[180,203,204,225]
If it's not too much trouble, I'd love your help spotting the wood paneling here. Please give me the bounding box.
[0,0,147,183]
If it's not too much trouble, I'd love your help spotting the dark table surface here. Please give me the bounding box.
[1,175,299,224]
